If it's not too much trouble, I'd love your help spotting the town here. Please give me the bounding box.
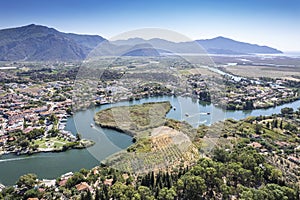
[0,70,93,155]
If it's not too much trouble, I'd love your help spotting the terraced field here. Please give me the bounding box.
[95,102,200,173]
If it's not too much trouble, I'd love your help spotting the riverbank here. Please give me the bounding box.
[190,66,300,111]
[218,96,300,111]
[36,139,95,152]
[0,138,95,156]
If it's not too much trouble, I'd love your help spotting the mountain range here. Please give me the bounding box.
[0,24,282,61]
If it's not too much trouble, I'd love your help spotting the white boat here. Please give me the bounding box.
[200,112,211,115]
[60,118,67,122]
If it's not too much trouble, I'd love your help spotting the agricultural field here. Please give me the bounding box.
[225,65,300,79]
[95,102,201,173]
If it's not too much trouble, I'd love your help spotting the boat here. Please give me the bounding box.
[173,106,176,110]
[185,113,189,117]
[60,118,67,122]
[90,124,94,127]
[200,112,211,115]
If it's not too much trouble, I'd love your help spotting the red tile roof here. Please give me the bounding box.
[75,182,91,191]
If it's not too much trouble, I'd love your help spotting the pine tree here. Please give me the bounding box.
[274,119,278,128]
[266,121,270,129]
[150,171,155,188]
[95,188,100,200]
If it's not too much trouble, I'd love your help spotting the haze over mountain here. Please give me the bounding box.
[112,37,282,55]
[0,24,282,61]
[197,36,283,54]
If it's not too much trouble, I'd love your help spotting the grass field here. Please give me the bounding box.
[33,137,69,149]
[94,101,172,137]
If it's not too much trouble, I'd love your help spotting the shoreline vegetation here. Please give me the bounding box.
[73,70,300,113]
[89,91,300,112]
[31,138,95,154]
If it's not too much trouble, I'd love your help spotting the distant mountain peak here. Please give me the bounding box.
[26,23,36,27]
[214,36,227,39]
[18,23,53,30]
[196,36,282,54]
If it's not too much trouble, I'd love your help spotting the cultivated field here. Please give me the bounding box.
[225,65,300,80]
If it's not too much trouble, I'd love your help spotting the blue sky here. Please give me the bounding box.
[0,0,299,51]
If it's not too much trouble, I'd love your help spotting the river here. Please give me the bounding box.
[0,96,300,185]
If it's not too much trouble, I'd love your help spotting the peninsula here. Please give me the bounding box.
[94,101,200,173]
